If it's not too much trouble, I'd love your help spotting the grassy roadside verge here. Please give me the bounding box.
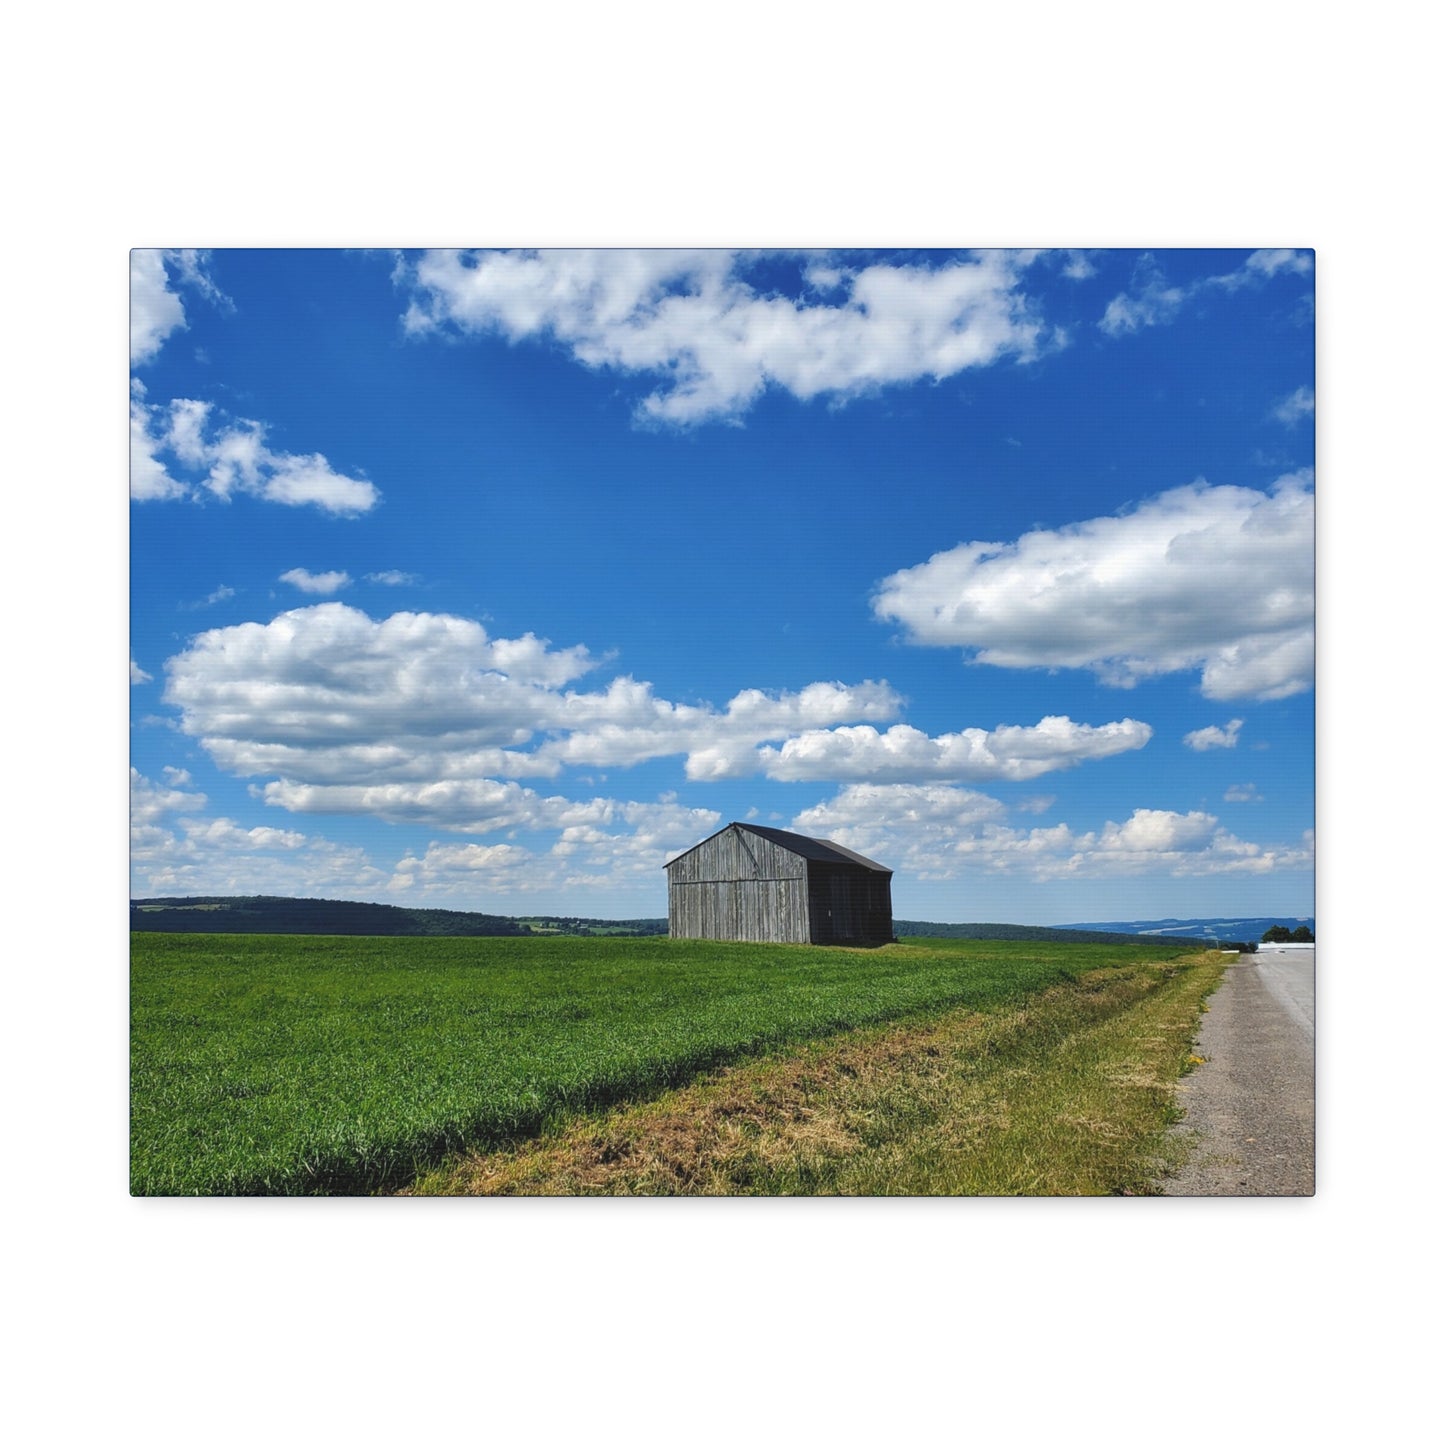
[407,952,1227,1196]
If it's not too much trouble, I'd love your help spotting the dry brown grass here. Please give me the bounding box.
[403,953,1225,1197]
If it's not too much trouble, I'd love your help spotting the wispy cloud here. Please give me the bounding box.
[130,657,152,684]
[183,584,236,611]
[1014,795,1056,815]
[874,472,1315,702]
[1272,386,1315,426]
[399,249,1057,427]
[365,570,418,586]
[1100,249,1312,337]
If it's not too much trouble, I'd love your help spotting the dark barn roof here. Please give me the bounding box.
[665,822,892,874]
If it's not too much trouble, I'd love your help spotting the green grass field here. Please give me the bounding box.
[130,932,1204,1196]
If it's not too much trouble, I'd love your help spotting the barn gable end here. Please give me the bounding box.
[665,822,893,946]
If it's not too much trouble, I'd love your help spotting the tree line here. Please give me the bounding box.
[1262,924,1314,943]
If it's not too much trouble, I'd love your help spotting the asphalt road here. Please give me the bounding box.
[1159,947,1315,1196]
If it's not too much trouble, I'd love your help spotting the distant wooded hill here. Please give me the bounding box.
[131,897,1224,946]
[131,896,529,937]
[1054,915,1315,943]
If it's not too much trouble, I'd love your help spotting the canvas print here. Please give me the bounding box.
[129,248,1315,1196]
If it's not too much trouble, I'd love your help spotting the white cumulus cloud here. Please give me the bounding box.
[392,799,723,898]
[130,394,379,515]
[399,249,1055,426]
[130,766,206,829]
[130,767,389,898]
[130,251,188,366]
[757,716,1151,783]
[161,604,902,812]
[873,473,1314,702]
[130,382,189,500]
[158,604,1179,851]
[131,768,723,902]
[1184,719,1244,751]
[280,568,352,595]
[130,250,231,365]
[541,677,903,780]
[794,785,1314,883]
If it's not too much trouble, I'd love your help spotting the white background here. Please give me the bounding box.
[4,3,1433,1440]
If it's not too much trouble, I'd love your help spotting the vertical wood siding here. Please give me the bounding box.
[668,877,811,944]
[665,827,806,886]
[666,824,893,945]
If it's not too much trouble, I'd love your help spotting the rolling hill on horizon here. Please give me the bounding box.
[1055,915,1314,941]
[130,895,1285,945]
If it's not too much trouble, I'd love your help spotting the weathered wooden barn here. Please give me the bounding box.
[665,822,893,946]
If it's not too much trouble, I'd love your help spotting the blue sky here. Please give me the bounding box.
[129,248,1314,924]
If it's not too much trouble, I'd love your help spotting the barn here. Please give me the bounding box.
[664,822,893,946]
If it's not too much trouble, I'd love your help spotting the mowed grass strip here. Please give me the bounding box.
[131,933,1206,1196]
[408,955,1227,1196]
